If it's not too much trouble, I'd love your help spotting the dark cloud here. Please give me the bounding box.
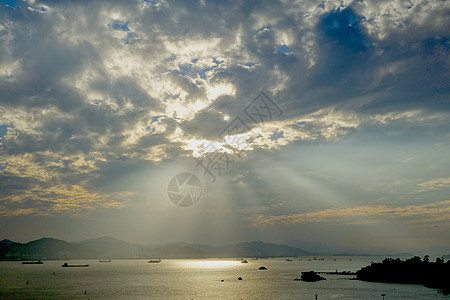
[0,175,41,195]
[180,108,229,140]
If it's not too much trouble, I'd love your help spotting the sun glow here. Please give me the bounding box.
[183,260,241,268]
[206,83,235,100]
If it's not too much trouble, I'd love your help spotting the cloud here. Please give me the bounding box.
[0,0,448,225]
[0,183,133,217]
[249,199,450,227]
[418,177,450,192]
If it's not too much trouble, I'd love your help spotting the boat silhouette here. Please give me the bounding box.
[22,260,43,264]
[62,262,89,267]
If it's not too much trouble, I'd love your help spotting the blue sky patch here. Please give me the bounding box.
[174,58,222,79]
[0,124,13,142]
[270,130,284,140]
[253,26,272,36]
[111,20,129,31]
[213,57,224,65]
[319,7,369,53]
[0,125,8,138]
[277,45,290,54]
[0,162,8,171]
[0,0,17,7]
[151,116,162,123]
[176,64,195,77]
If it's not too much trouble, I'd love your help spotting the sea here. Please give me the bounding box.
[0,256,446,299]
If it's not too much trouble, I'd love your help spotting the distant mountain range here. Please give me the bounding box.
[285,240,450,257]
[148,241,311,258]
[0,237,310,260]
[1,237,448,260]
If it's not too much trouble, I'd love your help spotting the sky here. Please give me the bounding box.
[0,0,449,250]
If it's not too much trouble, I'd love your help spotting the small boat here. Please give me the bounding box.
[148,259,161,263]
[241,259,248,263]
[285,258,293,261]
[99,259,111,262]
[22,260,43,264]
[62,262,89,267]
[258,266,267,270]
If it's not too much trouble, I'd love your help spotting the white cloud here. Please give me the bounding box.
[418,177,450,192]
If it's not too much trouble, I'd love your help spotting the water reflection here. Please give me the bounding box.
[181,259,240,268]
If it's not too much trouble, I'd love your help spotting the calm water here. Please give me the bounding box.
[0,257,446,299]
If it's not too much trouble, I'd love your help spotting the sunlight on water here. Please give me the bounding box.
[181,259,241,268]
[0,258,446,299]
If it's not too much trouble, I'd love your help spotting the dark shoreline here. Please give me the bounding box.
[356,256,450,295]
